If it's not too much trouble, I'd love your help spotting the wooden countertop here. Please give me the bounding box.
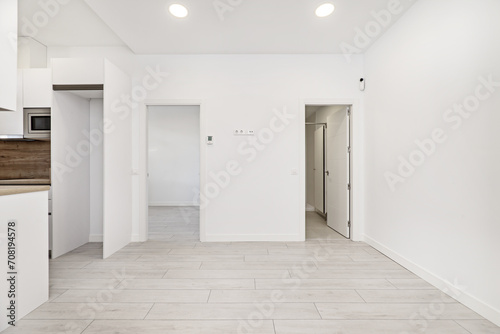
[0,179,51,185]
[0,185,51,197]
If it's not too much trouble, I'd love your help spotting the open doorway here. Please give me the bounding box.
[147,105,200,242]
[305,105,351,240]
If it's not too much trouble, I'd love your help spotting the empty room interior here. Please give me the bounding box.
[0,0,499,333]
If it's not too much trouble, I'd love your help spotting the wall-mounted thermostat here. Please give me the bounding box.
[207,136,214,145]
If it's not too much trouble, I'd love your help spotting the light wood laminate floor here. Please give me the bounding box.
[5,207,499,333]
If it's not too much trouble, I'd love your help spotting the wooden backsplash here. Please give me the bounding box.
[0,141,51,180]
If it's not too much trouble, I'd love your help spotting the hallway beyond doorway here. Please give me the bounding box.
[305,104,352,240]
[306,211,346,241]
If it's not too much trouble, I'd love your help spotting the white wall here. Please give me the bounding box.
[45,49,365,241]
[148,105,200,206]
[137,55,363,241]
[89,99,103,240]
[46,50,364,241]
[364,0,500,325]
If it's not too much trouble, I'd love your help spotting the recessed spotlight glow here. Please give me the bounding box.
[169,4,188,18]
[315,3,335,17]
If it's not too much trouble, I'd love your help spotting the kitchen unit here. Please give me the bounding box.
[0,68,52,140]
[1,56,134,265]
[0,1,51,323]
[0,186,49,331]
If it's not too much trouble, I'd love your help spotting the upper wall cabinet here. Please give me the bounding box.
[52,58,104,88]
[0,0,18,111]
[23,69,52,108]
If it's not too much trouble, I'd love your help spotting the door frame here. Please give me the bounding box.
[300,99,362,242]
[138,99,206,242]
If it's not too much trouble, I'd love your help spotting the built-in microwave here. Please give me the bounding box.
[24,108,51,140]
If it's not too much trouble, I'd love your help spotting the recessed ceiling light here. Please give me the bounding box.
[315,3,335,17]
[169,4,188,18]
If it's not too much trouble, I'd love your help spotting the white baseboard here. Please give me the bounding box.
[89,234,103,242]
[363,235,500,327]
[149,202,200,207]
[90,234,144,243]
[306,203,315,212]
[204,234,303,242]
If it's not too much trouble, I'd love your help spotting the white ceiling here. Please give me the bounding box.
[18,0,125,47]
[18,0,415,54]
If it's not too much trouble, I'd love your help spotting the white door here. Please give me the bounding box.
[103,60,133,258]
[326,108,350,238]
[314,128,324,213]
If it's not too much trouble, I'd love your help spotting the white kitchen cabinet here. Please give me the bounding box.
[23,69,52,108]
[0,0,17,111]
[52,58,104,86]
[0,189,49,331]
[0,70,23,136]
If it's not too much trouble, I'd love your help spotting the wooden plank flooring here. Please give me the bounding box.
[4,208,499,333]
